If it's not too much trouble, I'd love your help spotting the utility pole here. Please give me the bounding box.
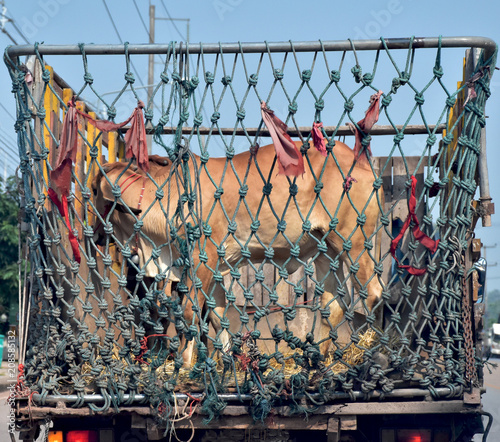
[147,4,155,154]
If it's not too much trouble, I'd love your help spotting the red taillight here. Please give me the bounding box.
[66,431,98,442]
[397,429,432,442]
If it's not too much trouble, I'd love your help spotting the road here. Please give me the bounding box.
[0,358,499,441]
[476,355,500,441]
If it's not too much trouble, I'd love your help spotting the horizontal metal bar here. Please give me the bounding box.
[5,36,497,60]
[149,124,446,137]
[28,386,459,406]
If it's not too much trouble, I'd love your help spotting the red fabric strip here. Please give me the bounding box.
[311,122,327,156]
[261,102,304,177]
[390,175,439,275]
[349,90,383,165]
[56,99,149,181]
[48,188,81,263]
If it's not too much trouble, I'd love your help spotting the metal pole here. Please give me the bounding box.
[5,36,497,60]
[478,127,493,227]
[27,386,463,405]
[147,3,155,154]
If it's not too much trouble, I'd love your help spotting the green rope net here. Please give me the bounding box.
[4,37,497,424]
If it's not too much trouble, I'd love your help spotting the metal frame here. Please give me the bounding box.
[7,36,497,420]
[5,36,497,60]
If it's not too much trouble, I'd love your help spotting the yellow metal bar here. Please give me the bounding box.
[86,111,102,226]
[42,65,54,192]
[108,131,117,163]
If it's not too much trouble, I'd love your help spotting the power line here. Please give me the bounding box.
[101,0,145,87]
[5,14,29,44]
[0,126,17,147]
[160,0,187,41]
[0,102,15,121]
[0,145,19,165]
[0,130,18,157]
[132,0,149,35]
[0,142,17,162]
[1,1,30,44]
[1,25,17,44]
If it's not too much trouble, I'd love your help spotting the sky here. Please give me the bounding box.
[1,0,500,297]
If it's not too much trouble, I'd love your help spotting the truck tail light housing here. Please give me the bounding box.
[48,431,63,442]
[66,430,99,442]
[381,428,435,442]
[397,431,432,442]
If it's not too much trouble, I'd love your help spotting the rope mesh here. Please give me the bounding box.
[5,37,497,423]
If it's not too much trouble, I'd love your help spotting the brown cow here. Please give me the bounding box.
[92,140,384,365]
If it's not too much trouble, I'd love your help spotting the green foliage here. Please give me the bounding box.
[0,176,21,323]
[485,289,500,328]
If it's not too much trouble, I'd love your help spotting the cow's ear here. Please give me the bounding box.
[98,175,117,204]
[97,173,142,216]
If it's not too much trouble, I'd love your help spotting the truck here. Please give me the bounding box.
[5,36,497,442]
[492,324,500,356]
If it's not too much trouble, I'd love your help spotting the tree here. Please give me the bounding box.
[485,289,500,328]
[0,175,22,332]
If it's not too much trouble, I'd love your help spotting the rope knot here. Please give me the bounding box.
[433,66,444,78]
[42,69,51,83]
[211,112,220,123]
[124,72,135,83]
[351,65,362,83]
[414,93,425,105]
[344,100,354,112]
[273,68,284,80]
[107,106,117,119]
[160,72,169,83]
[381,95,392,107]
[284,102,297,115]
[362,73,374,86]
[248,73,258,85]
[205,71,215,84]
[315,99,324,111]
[301,69,312,82]
[236,108,246,120]
[330,70,341,83]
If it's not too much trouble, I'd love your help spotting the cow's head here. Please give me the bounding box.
[91,155,182,282]
[91,161,143,246]
[91,155,172,245]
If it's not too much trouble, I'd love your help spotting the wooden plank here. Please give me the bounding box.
[74,101,86,237]
[379,156,393,285]
[247,266,262,306]
[327,418,340,442]
[260,262,276,306]
[392,157,409,222]
[19,400,476,424]
[29,58,48,201]
[86,111,102,227]
[275,267,292,306]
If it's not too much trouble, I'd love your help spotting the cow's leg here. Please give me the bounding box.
[178,264,231,367]
[348,246,383,316]
[314,254,346,357]
[206,281,231,353]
